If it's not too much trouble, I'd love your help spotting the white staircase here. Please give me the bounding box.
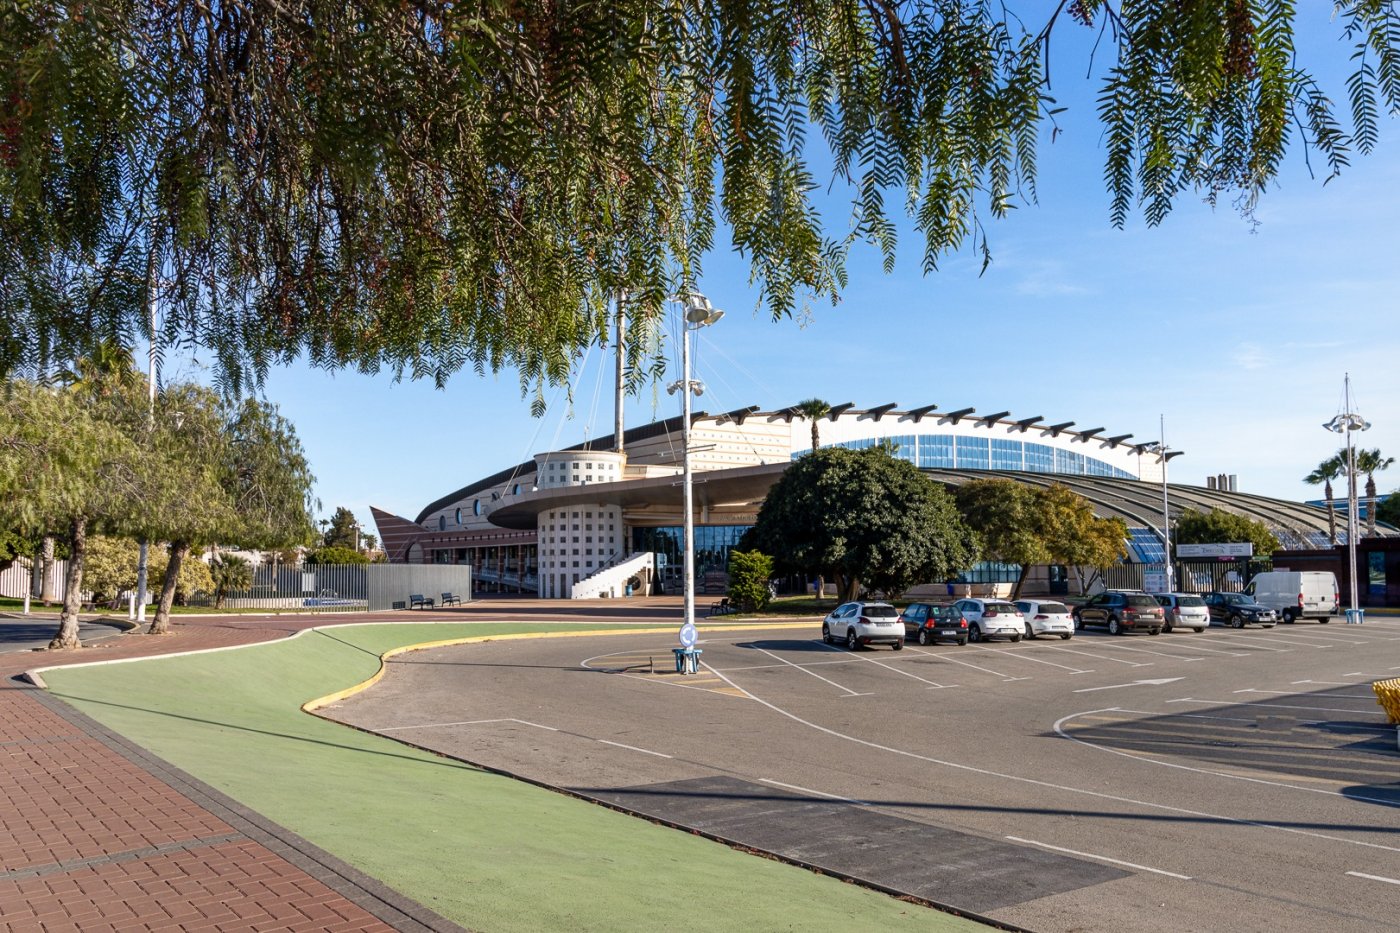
[571,552,655,599]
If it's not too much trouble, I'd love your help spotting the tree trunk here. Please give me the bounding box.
[1366,475,1378,537]
[1324,478,1337,544]
[50,518,86,649]
[40,534,58,603]
[1011,563,1028,599]
[148,540,188,635]
[810,421,820,451]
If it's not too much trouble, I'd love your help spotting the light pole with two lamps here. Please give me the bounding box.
[1324,374,1370,620]
[1143,415,1180,593]
[666,293,723,665]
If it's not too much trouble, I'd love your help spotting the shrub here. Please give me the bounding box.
[727,550,775,612]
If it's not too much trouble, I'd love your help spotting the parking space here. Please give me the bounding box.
[325,617,1400,932]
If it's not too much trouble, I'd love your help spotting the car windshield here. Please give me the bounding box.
[1223,593,1250,605]
[1175,596,1206,607]
[986,602,1018,613]
[1126,595,1160,609]
[863,605,899,618]
[1037,602,1069,614]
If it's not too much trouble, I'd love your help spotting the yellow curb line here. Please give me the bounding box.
[301,621,812,713]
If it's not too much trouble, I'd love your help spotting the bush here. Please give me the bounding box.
[303,545,369,565]
[727,550,775,612]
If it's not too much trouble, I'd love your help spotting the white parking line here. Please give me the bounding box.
[1346,871,1400,886]
[759,778,867,805]
[755,646,868,697]
[1078,642,1206,662]
[1040,644,1152,667]
[967,646,1092,674]
[905,644,1016,679]
[1293,679,1370,686]
[1165,698,1385,716]
[842,648,959,689]
[599,739,673,758]
[1005,836,1191,880]
[1199,633,1291,653]
[376,717,559,733]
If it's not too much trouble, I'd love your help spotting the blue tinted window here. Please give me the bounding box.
[991,438,1023,470]
[1055,448,1085,475]
[956,435,990,470]
[918,435,955,468]
[1024,443,1054,473]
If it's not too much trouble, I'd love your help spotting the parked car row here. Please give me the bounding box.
[821,581,1332,650]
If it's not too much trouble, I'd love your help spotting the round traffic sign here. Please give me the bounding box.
[678,622,698,648]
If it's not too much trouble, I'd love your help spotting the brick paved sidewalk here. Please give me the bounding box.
[0,613,466,933]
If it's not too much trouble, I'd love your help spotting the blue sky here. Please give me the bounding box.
[170,27,1400,534]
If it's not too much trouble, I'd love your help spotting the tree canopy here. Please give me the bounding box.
[745,446,978,600]
[4,3,1398,394]
[321,507,361,550]
[1175,507,1279,559]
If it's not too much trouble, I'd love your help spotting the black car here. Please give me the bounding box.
[1072,591,1165,635]
[899,603,969,646]
[1203,591,1278,628]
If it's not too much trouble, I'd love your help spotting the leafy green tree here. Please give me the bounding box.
[5,5,1396,391]
[80,534,142,604]
[746,447,977,601]
[304,546,369,566]
[954,479,1049,598]
[1304,455,1346,545]
[1355,449,1395,537]
[148,548,214,607]
[1035,484,1130,595]
[792,399,832,451]
[1375,491,1400,530]
[726,550,775,613]
[1175,508,1280,560]
[322,507,361,550]
[209,554,254,609]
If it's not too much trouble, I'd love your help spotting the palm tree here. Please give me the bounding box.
[793,398,831,451]
[1355,448,1395,536]
[1303,455,1345,545]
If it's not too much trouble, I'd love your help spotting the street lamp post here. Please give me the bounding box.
[1144,415,1174,593]
[666,293,724,637]
[1324,373,1370,616]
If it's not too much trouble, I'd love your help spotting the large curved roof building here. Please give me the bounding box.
[371,403,1369,598]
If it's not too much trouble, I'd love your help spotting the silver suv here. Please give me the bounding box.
[822,601,905,650]
[1156,593,1209,633]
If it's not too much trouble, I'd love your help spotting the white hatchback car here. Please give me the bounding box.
[1014,599,1075,640]
[953,598,1024,643]
[822,601,905,650]
[1155,593,1210,633]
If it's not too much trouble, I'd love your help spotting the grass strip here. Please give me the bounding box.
[41,622,987,933]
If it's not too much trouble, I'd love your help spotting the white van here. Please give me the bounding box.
[1244,571,1339,624]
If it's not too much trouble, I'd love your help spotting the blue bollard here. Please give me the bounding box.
[1345,608,1365,624]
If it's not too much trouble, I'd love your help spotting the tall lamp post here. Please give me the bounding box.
[1144,415,1175,592]
[666,293,724,636]
[1324,374,1370,616]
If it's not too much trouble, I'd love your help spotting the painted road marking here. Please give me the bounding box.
[1005,836,1191,879]
[1198,633,1290,652]
[759,778,867,805]
[905,645,1016,679]
[1165,698,1386,716]
[1347,871,1400,886]
[1079,642,1206,662]
[969,646,1093,674]
[377,717,559,733]
[834,647,958,689]
[1041,644,1151,667]
[599,740,673,758]
[1073,677,1183,693]
[755,646,868,697]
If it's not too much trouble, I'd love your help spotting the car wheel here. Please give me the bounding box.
[1162,621,1173,634]
[821,623,832,645]
[1072,612,1083,631]
[1010,633,1022,643]
[1060,633,1072,640]
[1230,614,1244,629]
[1319,617,1329,624]
[1108,617,1122,636]
[1148,627,1161,636]
[1263,624,1275,628]
[1193,627,1205,633]
[846,630,859,650]
[1282,609,1296,624]
[956,637,967,646]
[892,640,904,651]
[969,624,982,643]
[1024,622,1035,639]
[917,628,930,646]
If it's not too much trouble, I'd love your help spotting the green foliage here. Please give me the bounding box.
[726,550,775,613]
[792,398,831,451]
[955,479,1050,568]
[4,5,1395,391]
[210,553,254,608]
[746,447,978,600]
[1304,454,1346,544]
[304,546,369,566]
[79,534,213,604]
[322,507,361,549]
[1175,508,1280,559]
[150,547,214,606]
[1375,491,1400,530]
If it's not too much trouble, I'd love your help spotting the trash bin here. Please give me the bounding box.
[625,585,633,597]
[1373,678,1400,724]
[1345,608,1366,624]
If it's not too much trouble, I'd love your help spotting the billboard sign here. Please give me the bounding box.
[1176,542,1253,558]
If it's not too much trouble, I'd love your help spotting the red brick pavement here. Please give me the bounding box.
[0,612,467,932]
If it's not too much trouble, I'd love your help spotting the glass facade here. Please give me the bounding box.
[632,525,751,575]
[798,433,1135,479]
[1127,527,1166,563]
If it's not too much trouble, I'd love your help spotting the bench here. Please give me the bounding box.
[708,597,733,616]
[409,594,434,609]
[440,592,462,607]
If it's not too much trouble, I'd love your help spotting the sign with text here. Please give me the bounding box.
[1176,542,1253,558]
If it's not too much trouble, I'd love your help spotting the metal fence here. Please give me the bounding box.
[193,563,473,612]
[1100,558,1273,594]
[365,564,473,611]
[0,558,69,600]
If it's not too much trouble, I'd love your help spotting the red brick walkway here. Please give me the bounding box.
[0,613,466,932]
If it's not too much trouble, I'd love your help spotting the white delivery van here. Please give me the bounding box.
[1244,571,1340,623]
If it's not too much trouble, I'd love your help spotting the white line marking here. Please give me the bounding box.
[1073,677,1183,694]
[697,671,1400,854]
[754,646,865,696]
[599,740,672,758]
[905,645,1013,678]
[1347,871,1400,886]
[1078,642,1207,661]
[1041,644,1151,667]
[759,778,866,805]
[843,648,957,688]
[376,718,558,733]
[1233,688,1293,695]
[970,646,1092,674]
[1196,633,1289,653]
[1164,698,1386,716]
[1293,679,1371,686]
[1005,836,1191,880]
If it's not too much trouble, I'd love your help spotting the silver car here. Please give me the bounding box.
[953,598,1024,643]
[1156,593,1210,633]
[822,601,905,650]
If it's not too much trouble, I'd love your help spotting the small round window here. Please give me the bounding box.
[473,499,481,516]
[455,507,462,524]
[438,515,446,531]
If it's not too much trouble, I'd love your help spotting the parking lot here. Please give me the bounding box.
[326,616,1400,932]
